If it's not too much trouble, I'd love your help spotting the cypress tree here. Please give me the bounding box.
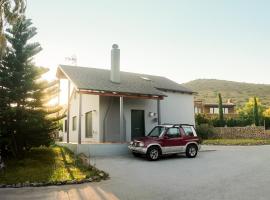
[0,16,62,157]
[254,97,259,126]
[218,93,225,126]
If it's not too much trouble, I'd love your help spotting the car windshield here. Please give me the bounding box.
[148,126,165,137]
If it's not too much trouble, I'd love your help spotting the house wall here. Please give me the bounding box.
[99,96,121,142]
[63,91,195,143]
[124,98,158,141]
[64,85,100,143]
[99,96,158,142]
[80,94,100,143]
[160,91,195,125]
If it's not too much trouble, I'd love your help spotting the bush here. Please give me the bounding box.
[264,117,270,129]
[195,124,214,140]
[212,118,226,127]
[195,114,209,125]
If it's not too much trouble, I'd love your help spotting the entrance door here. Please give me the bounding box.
[131,110,145,139]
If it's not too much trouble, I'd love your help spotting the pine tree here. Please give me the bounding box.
[0,0,26,57]
[0,16,62,157]
[254,97,259,126]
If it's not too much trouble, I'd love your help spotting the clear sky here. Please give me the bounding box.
[26,0,270,84]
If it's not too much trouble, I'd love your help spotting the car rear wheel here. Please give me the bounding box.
[146,146,160,161]
[186,144,198,158]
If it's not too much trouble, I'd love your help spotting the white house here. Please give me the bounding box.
[57,44,195,145]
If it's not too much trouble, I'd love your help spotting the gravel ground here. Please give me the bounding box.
[1,145,270,200]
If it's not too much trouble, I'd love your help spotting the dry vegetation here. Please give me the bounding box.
[183,79,270,107]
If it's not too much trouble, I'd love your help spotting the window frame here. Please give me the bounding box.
[166,127,181,138]
[85,111,93,138]
[72,116,77,131]
[64,119,67,132]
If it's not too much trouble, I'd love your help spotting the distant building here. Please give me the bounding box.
[194,99,236,117]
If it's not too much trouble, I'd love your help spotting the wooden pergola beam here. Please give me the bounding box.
[79,90,164,100]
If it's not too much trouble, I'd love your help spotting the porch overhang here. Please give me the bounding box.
[78,89,165,100]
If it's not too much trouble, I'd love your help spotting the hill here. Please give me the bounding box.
[183,79,270,107]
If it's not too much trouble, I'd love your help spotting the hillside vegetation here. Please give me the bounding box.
[183,79,270,107]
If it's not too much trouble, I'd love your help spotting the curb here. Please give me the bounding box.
[0,173,109,189]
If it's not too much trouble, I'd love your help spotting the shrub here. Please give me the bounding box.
[264,117,270,129]
[195,124,214,140]
[212,118,226,127]
[195,114,209,125]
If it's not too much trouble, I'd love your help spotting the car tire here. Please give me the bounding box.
[132,152,141,157]
[146,146,160,161]
[186,144,198,158]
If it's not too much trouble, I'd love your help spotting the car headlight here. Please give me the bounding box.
[139,142,144,147]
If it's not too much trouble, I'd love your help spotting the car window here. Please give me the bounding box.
[182,126,194,136]
[166,128,180,138]
[148,126,165,137]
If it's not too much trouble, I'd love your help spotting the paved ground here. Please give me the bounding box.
[1,145,270,200]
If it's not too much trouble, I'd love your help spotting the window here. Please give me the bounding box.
[85,111,93,138]
[195,107,201,114]
[148,126,165,137]
[72,116,77,131]
[182,126,194,136]
[166,128,180,138]
[64,119,67,132]
[210,107,219,114]
[223,108,229,114]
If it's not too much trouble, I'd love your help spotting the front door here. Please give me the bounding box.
[131,110,145,139]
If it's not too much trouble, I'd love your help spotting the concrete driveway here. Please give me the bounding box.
[1,145,270,200]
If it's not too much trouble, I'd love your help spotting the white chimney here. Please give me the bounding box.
[110,44,120,83]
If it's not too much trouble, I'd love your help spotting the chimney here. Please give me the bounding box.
[110,44,120,83]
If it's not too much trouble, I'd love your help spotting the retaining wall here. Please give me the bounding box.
[211,126,270,139]
[56,142,129,157]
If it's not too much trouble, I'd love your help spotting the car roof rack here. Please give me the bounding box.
[162,123,194,127]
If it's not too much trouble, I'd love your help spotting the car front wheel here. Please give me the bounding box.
[146,146,160,161]
[186,144,198,158]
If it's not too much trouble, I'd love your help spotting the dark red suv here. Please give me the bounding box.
[128,124,201,161]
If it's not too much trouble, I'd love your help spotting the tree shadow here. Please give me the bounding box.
[59,147,75,180]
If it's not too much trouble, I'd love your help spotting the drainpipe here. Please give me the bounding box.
[157,99,161,124]
[120,96,124,142]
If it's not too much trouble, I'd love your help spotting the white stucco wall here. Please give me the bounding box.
[124,98,158,141]
[80,94,100,143]
[64,82,100,143]
[63,90,194,144]
[160,91,195,125]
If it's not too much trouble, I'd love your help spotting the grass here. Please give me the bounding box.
[202,138,270,146]
[0,146,106,185]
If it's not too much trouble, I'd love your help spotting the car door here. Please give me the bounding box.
[162,127,183,154]
[181,125,197,145]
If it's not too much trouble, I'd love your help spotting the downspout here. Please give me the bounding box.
[157,99,161,124]
[103,97,114,142]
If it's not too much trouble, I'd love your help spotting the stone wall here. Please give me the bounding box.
[211,126,270,139]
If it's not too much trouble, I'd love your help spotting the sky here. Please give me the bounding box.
[26,0,270,85]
